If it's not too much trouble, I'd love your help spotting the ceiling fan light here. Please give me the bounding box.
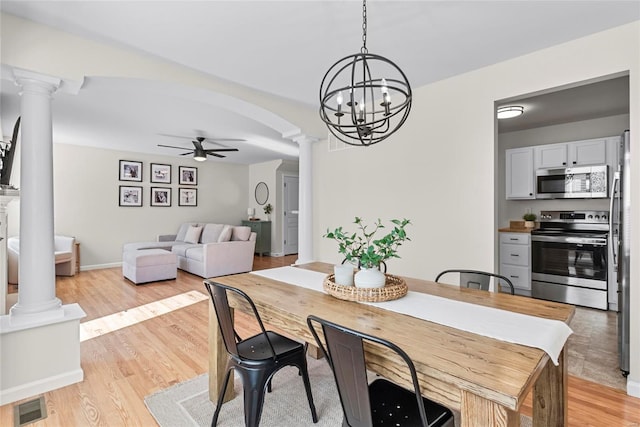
[193,148,207,161]
[497,105,524,119]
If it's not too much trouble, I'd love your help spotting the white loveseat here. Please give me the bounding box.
[8,235,77,284]
[122,223,256,278]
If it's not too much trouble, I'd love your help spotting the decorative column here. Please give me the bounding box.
[295,136,314,264]
[9,71,62,323]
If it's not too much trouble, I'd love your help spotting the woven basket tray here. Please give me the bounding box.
[323,273,408,302]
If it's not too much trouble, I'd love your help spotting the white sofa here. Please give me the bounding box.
[8,235,77,284]
[122,222,256,278]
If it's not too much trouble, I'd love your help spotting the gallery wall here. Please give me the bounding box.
[7,143,249,268]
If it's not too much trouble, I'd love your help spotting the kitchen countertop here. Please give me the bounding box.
[498,220,537,233]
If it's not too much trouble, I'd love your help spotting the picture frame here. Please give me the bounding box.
[150,187,171,207]
[150,163,171,184]
[119,160,143,182]
[179,166,198,185]
[119,186,143,207]
[178,187,198,206]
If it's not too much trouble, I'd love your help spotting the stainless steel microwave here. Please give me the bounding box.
[536,165,608,199]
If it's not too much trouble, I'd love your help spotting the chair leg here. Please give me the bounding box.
[211,368,233,427]
[298,359,318,423]
[237,368,272,427]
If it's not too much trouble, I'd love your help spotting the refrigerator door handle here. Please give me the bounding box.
[609,172,620,267]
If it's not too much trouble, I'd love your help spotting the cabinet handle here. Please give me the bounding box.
[573,161,577,164]
[509,238,518,241]
[510,275,519,279]
[510,254,519,257]
[529,193,533,196]
[562,162,566,165]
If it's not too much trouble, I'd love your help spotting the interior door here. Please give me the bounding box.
[283,176,299,255]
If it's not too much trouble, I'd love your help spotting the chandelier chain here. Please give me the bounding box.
[361,0,368,54]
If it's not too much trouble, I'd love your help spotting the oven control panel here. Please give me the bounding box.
[539,210,608,223]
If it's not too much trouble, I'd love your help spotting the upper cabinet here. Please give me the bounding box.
[505,147,535,199]
[534,138,608,169]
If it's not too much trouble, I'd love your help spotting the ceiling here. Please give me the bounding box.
[1,1,638,163]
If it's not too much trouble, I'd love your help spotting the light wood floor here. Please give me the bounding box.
[1,256,639,426]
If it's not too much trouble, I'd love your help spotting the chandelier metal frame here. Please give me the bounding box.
[319,0,412,147]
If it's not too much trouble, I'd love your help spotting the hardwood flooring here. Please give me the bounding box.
[1,256,639,426]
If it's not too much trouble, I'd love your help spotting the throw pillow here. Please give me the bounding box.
[218,225,233,242]
[231,226,252,241]
[184,225,203,244]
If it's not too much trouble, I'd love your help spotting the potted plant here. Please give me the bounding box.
[263,203,272,220]
[324,217,411,288]
[523,212,537,229]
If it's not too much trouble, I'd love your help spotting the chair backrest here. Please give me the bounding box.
[307,315,430,427]
[435,269,514,295]
[204,280,277,360]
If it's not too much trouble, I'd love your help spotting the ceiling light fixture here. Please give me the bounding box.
[497,105,524,119]
[193,148,207,162]
[319,0,412,147]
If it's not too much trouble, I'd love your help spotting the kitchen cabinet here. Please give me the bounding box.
[505,147,534,199]
[499,232,531,296]
[242,220,271,256]
[534,138,607,168]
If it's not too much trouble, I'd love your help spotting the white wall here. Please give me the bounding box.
[312,21,640,393]
[8,143,249,268]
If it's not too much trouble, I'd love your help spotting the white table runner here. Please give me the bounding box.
[252,266,572,365]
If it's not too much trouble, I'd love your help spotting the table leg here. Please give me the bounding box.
[533,349,567,427]
[208,302,234,403]
[460,391,520,427]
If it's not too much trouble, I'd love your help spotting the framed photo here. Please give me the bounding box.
[119,186,143,207]
[178,187,198,206]
[150,163,171,184]
[150,187,171,207]
[179,166,198,185]
[119,160,143,182]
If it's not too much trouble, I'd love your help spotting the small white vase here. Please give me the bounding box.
[354,266,386,288]
[524,220,535,228]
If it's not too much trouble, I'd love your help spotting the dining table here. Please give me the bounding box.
[207,262,575,427]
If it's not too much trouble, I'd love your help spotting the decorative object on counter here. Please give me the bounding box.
[523,212,537,228]
[323,273,407,301]
[324,217,410,288]
[319,0,411,147]
[333,264,354,286]
[263,203,272,221]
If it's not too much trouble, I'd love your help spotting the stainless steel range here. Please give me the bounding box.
[531,210,609,310]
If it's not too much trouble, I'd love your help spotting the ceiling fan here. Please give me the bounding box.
[158,136,243,161]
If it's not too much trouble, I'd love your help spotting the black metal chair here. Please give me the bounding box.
[307,315,454,427]
[435,269,515,295]
[204,280,318,427]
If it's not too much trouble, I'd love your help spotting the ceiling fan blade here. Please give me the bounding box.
[179,151,194,156]
[204,148,239,153]
[158,144,191,150]
[208,138,247,142]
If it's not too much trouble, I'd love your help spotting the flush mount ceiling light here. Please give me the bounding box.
[319,0,412,147]
[497,105,524,119]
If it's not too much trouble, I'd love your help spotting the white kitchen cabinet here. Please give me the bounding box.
[534,138,608,168]
[505,147,534,199]
[499,232,531,296]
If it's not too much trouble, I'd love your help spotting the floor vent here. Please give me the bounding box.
[14,396,47,426]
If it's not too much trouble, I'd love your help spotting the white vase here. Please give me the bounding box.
[354,266,386,288]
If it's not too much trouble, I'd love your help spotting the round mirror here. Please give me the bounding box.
[255,182,269,205]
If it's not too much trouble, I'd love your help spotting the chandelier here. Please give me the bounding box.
[319,0,412,147]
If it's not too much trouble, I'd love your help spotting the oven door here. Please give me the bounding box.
[531,233,608,289]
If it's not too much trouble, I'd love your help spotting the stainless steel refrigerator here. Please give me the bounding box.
[610,129,630,376]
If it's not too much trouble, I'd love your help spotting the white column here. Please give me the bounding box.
[295,136,314,264]
[9,72,62,322]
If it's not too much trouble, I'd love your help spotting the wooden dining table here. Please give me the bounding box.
[208,262,575,427]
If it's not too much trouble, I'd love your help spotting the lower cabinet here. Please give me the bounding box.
[242,220,271,256]
[499,232,531,296]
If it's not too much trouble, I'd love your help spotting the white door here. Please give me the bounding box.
[283,176,299,255]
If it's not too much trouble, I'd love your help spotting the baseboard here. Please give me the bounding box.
[627,377,640,398]
[0,368,84,406]
[80,262,121,271]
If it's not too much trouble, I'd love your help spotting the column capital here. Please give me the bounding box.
[13,69,61,96]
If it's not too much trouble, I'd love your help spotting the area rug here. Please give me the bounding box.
[145,356,532,427]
